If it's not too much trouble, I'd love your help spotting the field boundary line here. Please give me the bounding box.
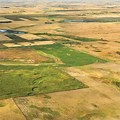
[12,98,28,120]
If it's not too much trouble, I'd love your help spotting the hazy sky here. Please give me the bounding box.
[0,0,119,2]
[0,0,120,4]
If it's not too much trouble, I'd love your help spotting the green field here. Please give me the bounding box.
[0,65,87,99]
[31,44,107,67]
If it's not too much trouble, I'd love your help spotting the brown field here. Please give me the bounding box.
[61,23,120,41]
[16,34,42,40]
[68,40,120,63]
[60,22,120,62]
[0,48,52,64]
[0,34,13,41]
[13,63,120,120]
[3,43,22,47]
[0,17,12,22]
[0,99,26,120]
[0,1,120,120]
[18,42,34,46]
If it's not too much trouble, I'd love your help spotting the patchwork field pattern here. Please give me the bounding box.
[0,65,87,99]
[0,1,120,120]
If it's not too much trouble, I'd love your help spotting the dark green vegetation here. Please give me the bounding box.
[31,44,107,67]
[0,65,87,99]
[116,51,120,55]
[78,110,105,120]
[36,33,97,42]
[0,102,5,107]
[113,81,120,88]
[0,13,109,101]
[0,21,12,23]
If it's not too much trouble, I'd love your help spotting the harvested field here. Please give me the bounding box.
[32,41,55,45]
[2,41,55,48]
[70,40,120,62]
[3,43,21,47]
[17,34,42,41]
[14,65,120,120]
[0,1,120,120]
[0,34,13,42]
[0,99,26,120]
[0,17,12,23]
[18,41,55,46]
[61,22,120,41]
[18,42,33,46]
[78,62,120,88]
[0,48,53,64]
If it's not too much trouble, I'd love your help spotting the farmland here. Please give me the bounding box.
[31,43,107,66]
[0,0,120,120]
[0,65,87,99]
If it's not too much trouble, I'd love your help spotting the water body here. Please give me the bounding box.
[0,29,27,34]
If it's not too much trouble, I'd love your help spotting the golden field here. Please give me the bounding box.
[0,1,120,120]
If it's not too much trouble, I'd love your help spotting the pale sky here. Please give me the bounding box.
[0,0,120,5]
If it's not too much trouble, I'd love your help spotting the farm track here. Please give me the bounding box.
[0,63,58,66]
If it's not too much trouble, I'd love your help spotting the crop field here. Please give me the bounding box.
[0,48,54,64]
[31,44,107,66]
[0,1,120,120]
[0,65,87,99]
[0,34,12,42]
[1,15,40,21]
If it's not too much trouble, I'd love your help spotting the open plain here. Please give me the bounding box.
[0,0,120,120]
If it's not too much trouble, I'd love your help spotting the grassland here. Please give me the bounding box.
[78,63,120,89]
[0,65,87,99]
[0,1,120,120]
[31,44,107,67]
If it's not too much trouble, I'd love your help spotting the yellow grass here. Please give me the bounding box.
[0,34,12,41]
[3,43,22,47]
[17,34,42,40]
[0,99,26,120]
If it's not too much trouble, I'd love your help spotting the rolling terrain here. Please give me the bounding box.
[0,0,120,120]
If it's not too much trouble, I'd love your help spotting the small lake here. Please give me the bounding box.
[0,29,27,34]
